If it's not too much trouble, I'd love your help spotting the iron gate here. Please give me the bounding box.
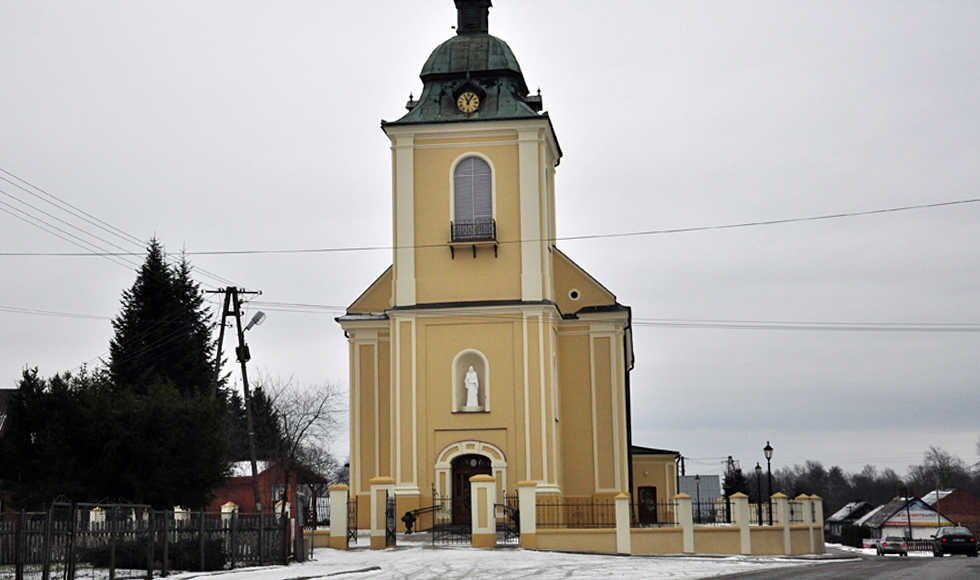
[430,492,470,545]
[346,497,358,547]
[384,492,396,548]
[496,492,520,545]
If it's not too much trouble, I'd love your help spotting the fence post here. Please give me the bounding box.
[810,495,825,554]
[730,492,751,555]
[469,475,496,549]
[615,493,631,555]
[15,511,25,580]
[675,493,694,554]
[41,506,52,580]
[368,477,395,550]
[517,481,537,550]
[66,503,77,580]
[293,492,306,563]
[109,506,117,580]
[329,485,350,550]
[162,512,170,577]
[146,510,154,580]
[772,493,790,555]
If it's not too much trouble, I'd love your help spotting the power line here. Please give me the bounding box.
[2,197,978,258]
[0,166,239,289]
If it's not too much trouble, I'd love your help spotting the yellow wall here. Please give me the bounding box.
[557,330,595,496]
[790,527,810,555]
[750,527,785,555]
[413,138,524,304]
[535,529,617,554]
[630,528,685,554]
[694,527,741,554]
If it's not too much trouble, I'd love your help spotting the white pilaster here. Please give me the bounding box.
[518,130,542,301]
[393,136,416,306]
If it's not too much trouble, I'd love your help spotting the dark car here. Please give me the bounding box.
[876,536,908,556]
[933,526,978,557]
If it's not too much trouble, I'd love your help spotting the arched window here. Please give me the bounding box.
[452,157,494,241]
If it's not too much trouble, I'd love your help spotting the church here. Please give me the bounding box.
[337,0,677,527]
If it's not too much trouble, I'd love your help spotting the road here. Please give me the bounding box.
[722,553,980,579]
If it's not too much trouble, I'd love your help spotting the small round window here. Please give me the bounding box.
[569,289,581,301]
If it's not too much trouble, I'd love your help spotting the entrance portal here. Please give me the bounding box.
[451,454,492,525]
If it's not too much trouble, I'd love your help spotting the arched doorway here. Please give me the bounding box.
[451,454,492,525]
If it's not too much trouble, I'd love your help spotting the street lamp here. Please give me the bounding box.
[695,474,702,524]
[237,309,267,514]
[755,463,763,525]
[764,441,774,525]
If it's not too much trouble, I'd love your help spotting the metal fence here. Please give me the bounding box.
[495,492,519,545]
[0,503,290,580]
[536,499,616,529]
[693,500,731,526]
[749,503,774,525]
[631,501,678,528]
[788,503,805,524]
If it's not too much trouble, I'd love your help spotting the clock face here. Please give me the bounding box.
[457,91,480,113]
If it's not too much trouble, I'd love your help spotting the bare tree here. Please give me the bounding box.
[253,372,344,518]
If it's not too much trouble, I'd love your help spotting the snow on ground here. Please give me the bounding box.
[171,541,838,580]
[825,542,932,558]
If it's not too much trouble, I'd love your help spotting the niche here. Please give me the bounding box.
[452,349,489,413]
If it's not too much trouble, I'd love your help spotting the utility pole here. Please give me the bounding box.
[208,286,263,514]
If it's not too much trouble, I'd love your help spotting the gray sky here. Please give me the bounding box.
[2,1,978,480]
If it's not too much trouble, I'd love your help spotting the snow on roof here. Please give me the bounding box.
[854,504,885,527]
[921,490,953,506]
[827,501,870,523]
[228,461,271,478]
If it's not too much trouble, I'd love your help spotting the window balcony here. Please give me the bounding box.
[449,218,497,258]
[451,218,496,242]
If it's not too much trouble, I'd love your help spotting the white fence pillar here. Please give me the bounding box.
[329,484,350,550]
[615,493,632,555]
[731,492,752,555]
[518,481,537,550]
[369,477,395,550]
[773,493,790,555]
[470,475,497,548]
[675,493,694,554]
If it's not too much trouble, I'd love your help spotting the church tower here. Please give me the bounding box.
[339,0,635,526]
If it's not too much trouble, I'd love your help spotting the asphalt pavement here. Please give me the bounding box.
[720,550,980,580]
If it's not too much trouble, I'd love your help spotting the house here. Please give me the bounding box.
[631,446,679,524]
[207,461,329,519]
[855,496,953,540]
[922,489,980,536]
[337,0,643,528]
[825,501,874,546]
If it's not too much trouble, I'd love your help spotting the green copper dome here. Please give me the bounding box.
[420,33,526,92]
[384,1,546,126]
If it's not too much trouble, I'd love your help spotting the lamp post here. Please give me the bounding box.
[695,474,702,524]
[237,308,267,514]
[764,441,774,525]
[755,463,763,525]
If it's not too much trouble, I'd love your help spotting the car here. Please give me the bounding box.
[876,536,908,556]
[933,526,979,557]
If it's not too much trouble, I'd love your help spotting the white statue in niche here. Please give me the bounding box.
[463,365,481,410]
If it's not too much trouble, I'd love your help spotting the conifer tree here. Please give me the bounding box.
[109,239,216,397]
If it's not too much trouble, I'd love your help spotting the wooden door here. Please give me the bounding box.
[637,486,658,524]
[451,455,492,525]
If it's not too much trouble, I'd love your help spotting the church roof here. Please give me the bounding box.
[421,34,524,83]
[384,1,547,127]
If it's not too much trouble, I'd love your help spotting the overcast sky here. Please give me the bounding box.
[2,1,978,481]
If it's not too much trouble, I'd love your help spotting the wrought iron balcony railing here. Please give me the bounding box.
[451,218,496,242]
